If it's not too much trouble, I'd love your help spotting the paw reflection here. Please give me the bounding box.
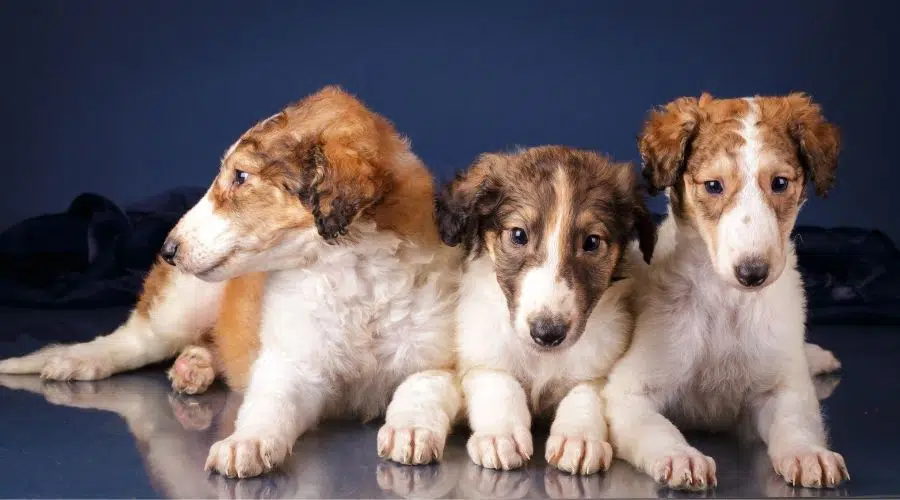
[544,467,606,498]
[168,393,214,430]
[212,473,284,500]
[458,461,531,499]
[376,461,457,498]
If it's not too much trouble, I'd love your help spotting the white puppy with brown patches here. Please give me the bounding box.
[0,87,463,477]
[604,93,847,491]
[435,146,658,475]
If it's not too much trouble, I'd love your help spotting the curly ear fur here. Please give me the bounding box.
[297,141,389,241]
[638,96,702,196]
[785,93,840,197]
[434,153,505,251]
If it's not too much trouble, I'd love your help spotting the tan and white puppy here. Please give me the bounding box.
[604,93,847,490]
[435,146,657,475]
[0,86,463,477]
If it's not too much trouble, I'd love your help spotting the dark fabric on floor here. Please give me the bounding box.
[0,190,897,326]
[0,188,204,309]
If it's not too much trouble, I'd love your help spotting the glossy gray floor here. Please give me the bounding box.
[0,308,898,498]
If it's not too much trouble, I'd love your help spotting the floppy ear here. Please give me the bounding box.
[632,191,657,264]
[785,93,840,197]
[434,153,505,250]
[614,163,657,264]
[638,96,703,195]
[296,141,390,241]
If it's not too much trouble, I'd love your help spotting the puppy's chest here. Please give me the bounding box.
[265,250,452,365]
[667,301,783,428]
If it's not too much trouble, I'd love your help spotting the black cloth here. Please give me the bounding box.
[0,190,898,325]
[0,188,204,309]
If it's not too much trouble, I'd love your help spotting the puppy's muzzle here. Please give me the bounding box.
[734,256,769,288]
[160,238,179,266]
[529,317,569,348]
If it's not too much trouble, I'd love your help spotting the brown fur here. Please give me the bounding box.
[638,92,840,240]
[436,145,655,337]
[209,273,266,391]
[135,258,174,317]
[205,86,438,251]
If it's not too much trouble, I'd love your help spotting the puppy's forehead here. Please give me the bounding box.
[508,148,623,196]
[221,111,293,168]
[689,96,802,172]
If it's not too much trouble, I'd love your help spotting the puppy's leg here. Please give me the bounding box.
[462,369,533,471]
[605,386,716,490]
[378,369,462,465]
[0,262,224,381]
[753,367,849,488]
[545,382,613,475]
[805,342,841,376]
[205,347,324,478]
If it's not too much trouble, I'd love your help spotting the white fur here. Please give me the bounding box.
[457,253,629,475]
[167,191,238,277]
[514,170,577,335]
[713,98,784,286]
[205,224,463,477]
[604,199,848,487]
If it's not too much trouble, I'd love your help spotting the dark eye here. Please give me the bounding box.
[234,170,249,186]
[510,227,528,246]
[582,235,605,253]
[704,180,724,195]
[771,176,789,193]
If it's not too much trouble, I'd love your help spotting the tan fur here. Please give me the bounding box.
[135,258,174,317]
[210,273,266,391]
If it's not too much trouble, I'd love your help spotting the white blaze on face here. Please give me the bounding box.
[168,189,238,276]
[514,168,577,334]
[714,98,781,284]
[221,112,282,161]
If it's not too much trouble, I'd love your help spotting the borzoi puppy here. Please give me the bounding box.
[604,93,847,490]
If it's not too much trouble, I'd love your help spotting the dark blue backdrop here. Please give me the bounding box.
[3,1,897,239]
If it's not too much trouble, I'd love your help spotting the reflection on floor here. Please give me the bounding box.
[0,366,858,499]
[1,318,898,498]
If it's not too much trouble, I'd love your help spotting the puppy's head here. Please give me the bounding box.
[436,146,656,350]
[162,86,396,281]
[639,93,840,289]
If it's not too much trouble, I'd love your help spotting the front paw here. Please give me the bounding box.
[772,448,849,488]
[205,433,292,478]
[466,428,533,471]
[545,434,612,475]
[648,447,717,491]
[377,425,446,465]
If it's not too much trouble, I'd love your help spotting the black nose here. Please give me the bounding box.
[160,238,179,266]
[529,318,569,347]
[735,258,769,287]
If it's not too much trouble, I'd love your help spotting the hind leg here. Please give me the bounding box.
[168,344,218,395]
[0,261,224,381]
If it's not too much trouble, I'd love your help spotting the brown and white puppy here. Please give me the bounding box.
[0,86,463,477]
[435,146,656,475]
[604,93,847,491]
